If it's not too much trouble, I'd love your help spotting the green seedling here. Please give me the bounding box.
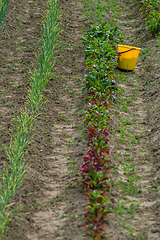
[140,47,149,61]
[0,0,11,29]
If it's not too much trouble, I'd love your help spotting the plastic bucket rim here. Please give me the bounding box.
[118,44,141,51]
[117,48,136,55]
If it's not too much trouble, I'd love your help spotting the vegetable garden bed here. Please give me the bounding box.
[0,0,160,239]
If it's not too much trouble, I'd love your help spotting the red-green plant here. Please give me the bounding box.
[79,21,124,239]
[80,95,112,238]
[139,0,160,36]
[83,189,111,239]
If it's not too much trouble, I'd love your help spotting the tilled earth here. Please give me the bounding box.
[0,0,160,239]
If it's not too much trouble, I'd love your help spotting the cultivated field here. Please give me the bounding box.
[0,0,160,239]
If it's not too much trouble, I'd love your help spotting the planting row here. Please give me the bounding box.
[0,0,60,235]
[0,0,10,28]
[80,22,124,239]
[139,0,160,36]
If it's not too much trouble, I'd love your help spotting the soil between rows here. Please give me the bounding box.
[0,0,160,239]
[108,1,160,239]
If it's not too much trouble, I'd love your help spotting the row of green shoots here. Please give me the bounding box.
[139,0,160,36]
[0,0,60,236]
[0,0,10,29]
[79,22,124,239]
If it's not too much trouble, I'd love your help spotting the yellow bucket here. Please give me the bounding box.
[117,45,141,71]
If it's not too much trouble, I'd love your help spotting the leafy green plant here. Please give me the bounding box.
[80,22,123,98]
[139,0,160,36]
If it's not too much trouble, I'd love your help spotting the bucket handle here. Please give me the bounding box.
[117,48,136,55]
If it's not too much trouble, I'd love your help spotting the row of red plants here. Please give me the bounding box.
[79,22,124,239]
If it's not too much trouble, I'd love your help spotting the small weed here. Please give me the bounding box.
[113,154,119,161]
[58,113,69,122]
[61,213,68,219]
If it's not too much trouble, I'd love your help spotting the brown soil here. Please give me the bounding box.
[0,0,159,239]
[108,1,160,239]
